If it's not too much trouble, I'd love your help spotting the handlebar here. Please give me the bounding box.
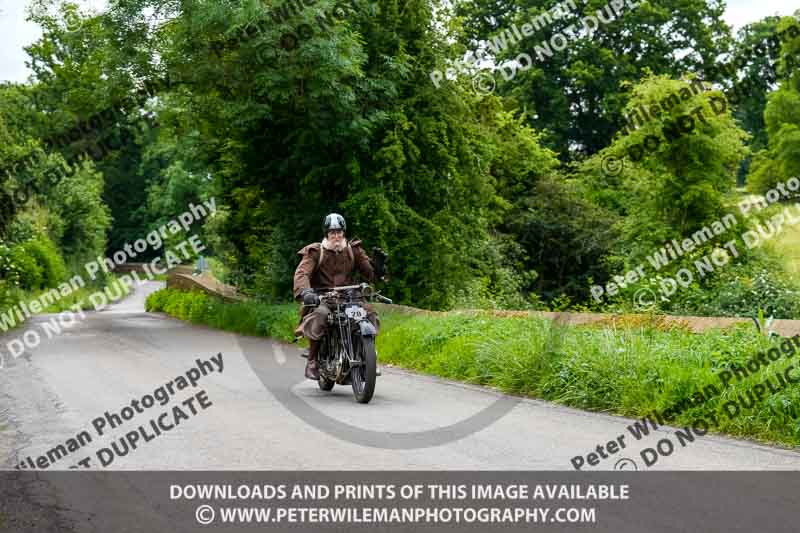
[319,283,367,292]
[303,283,393,305]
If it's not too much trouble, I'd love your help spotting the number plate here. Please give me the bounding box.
[345,306,367,320]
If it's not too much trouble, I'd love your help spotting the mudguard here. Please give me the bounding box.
[358,320,377,337]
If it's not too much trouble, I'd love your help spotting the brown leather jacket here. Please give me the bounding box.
[293,239,376,301]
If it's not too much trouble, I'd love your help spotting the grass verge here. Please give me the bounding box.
[146,288,800,448]
[0,275,133,334]
[39,275,133,313]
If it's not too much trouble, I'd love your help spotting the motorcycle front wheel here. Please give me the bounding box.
[351,335,377,404]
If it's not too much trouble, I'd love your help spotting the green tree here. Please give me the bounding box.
[582,75,748,263]
[453,0,732,159]
[730,18,783,153]
[47,158,112,263]
[24,0,164,253]
[103,0,560,310]
[748,14,800,194]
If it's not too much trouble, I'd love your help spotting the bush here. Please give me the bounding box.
[619,249,800,319]
[669,257,800,318]
[0,237,67,291]
[25,237,67,288]
[503,175,619,303]
[47,159,111,264]
[0,279,23,315]
[746,149,785,195]
[0,242,43,290]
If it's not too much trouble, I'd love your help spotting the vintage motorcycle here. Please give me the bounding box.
[302,283,392,403]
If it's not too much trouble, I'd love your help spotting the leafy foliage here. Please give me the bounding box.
[0,236,67,291]
[2,0,799,320]
[145,288,299,341]
[747,14,800,194]
[583,75,748,259]
[453,0,733,159]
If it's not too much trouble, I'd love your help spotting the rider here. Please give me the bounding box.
[293,213,386,380]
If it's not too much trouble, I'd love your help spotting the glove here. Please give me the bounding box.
[372,247,388,278]
[301,288,320,306]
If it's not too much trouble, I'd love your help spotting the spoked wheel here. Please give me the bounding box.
[351,335,377,404]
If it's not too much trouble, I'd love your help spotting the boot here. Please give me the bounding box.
[305,339,321,380]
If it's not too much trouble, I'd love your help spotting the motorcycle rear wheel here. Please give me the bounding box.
[317,337,335,390]
[352,335,377,404]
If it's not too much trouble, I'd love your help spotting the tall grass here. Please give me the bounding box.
[145,288,299,342]
[379,311,800,445]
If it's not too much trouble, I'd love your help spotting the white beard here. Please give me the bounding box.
[322,237,347,252]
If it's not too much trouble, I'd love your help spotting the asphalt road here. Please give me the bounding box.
[1,281,799,472]
[1,282,800,532]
